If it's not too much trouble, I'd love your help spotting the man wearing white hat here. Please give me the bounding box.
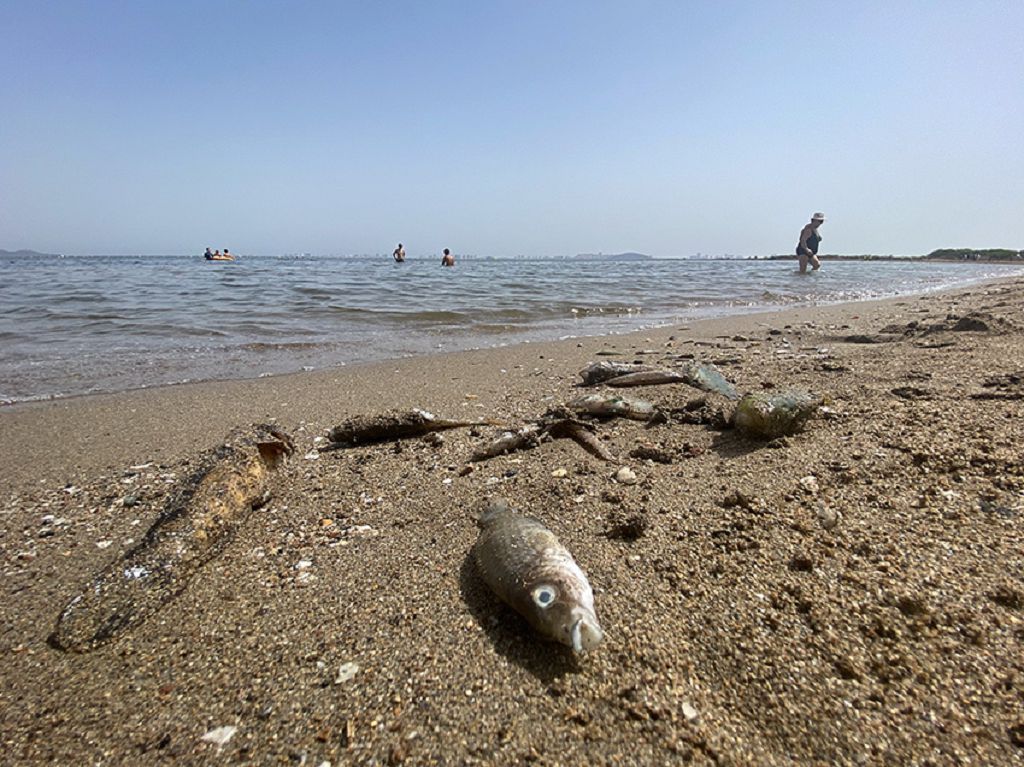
[797,212,826,273]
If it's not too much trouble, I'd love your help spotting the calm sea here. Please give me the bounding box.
[2,255,1021,404]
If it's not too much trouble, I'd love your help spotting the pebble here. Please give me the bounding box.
[551,468,568,478]
[615,467,638,485]
[681,701,700,724]
[96,540,113,549]
[815,503,839,531]
[335,662,360,684]
[799,475,820,494]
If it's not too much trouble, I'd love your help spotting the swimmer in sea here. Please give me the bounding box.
[441,248,455,267]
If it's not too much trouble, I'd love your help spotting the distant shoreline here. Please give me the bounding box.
[765,253,1024,264]
[5,248,1022,262]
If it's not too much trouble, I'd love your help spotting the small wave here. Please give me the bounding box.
[239,341,324,352]
[570,306,644,317]
[292,286,336,299]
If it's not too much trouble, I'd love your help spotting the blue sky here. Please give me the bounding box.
[2,1,1021,256]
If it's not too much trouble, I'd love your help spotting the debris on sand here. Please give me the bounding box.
[473,498,603,652]
[469,414,616,463]
[732,390,822,439]
[578,361,644,386]
[326,409,498,448]
[614,467,638,485]
[545,418,617,462]
[603,370,689,387]
[676,361,739,400]
[569,393,658,421]
[629,444,674,464]
[200,726,238,747]
[468,424,544,462]
[579,360,738,399]
[50,425,294,653]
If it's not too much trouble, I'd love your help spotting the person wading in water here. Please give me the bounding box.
[796,212,826,273]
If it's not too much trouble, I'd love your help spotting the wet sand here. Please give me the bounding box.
[2,279,1023,765]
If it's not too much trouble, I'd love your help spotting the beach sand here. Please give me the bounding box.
[2,278,1022,765]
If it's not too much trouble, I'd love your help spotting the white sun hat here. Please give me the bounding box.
[811,212,826,221]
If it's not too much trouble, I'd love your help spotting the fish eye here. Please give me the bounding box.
[532,586,557,608]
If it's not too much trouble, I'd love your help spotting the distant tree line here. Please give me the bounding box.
[923,248,1023,261]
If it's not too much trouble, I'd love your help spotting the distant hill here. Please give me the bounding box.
[575,251,652,261]
[1,248,60,257]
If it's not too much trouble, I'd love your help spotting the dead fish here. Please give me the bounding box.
[49,424,294,652]
[678,362,739,400]
[579,361,644,386]
[604,370,689,387]
[733,390,822,439]
[326,408,498,447]
[469,424,543,462]
[569,393,657,421]
[545,419,617,462]
[596,363,738,399]
[473,498,603,652]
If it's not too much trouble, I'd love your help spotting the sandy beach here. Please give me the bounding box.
[2,278,1023,765]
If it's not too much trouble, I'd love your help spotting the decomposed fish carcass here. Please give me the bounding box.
[468,424,543,462]
[603,370,689,388]
[326,408,497,448]
[569,393,657,421]
[49,424,294,652]
[578,361,646,386]
[473,498,603,652]
[677,361,739,400]
[733,390,822,439]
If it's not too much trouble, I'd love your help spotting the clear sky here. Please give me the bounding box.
[2,1,1021,257]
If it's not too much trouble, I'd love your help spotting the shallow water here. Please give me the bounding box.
[1,255,1020,403]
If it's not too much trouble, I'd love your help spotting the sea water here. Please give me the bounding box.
[1,254,1020,403]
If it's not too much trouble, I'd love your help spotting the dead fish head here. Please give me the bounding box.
[526,578,604,652]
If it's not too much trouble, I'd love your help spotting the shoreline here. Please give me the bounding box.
[2,276,1023,764]
[3,266,1019,412]
[4,260,1023,407]
[0,279,1001,488]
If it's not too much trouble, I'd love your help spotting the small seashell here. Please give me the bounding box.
[335,662,360,684]
[200,725,238,746]
[551,468,568,478]
[615,467,637,485]
[681,701,700,723]
[799,475,819,494]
